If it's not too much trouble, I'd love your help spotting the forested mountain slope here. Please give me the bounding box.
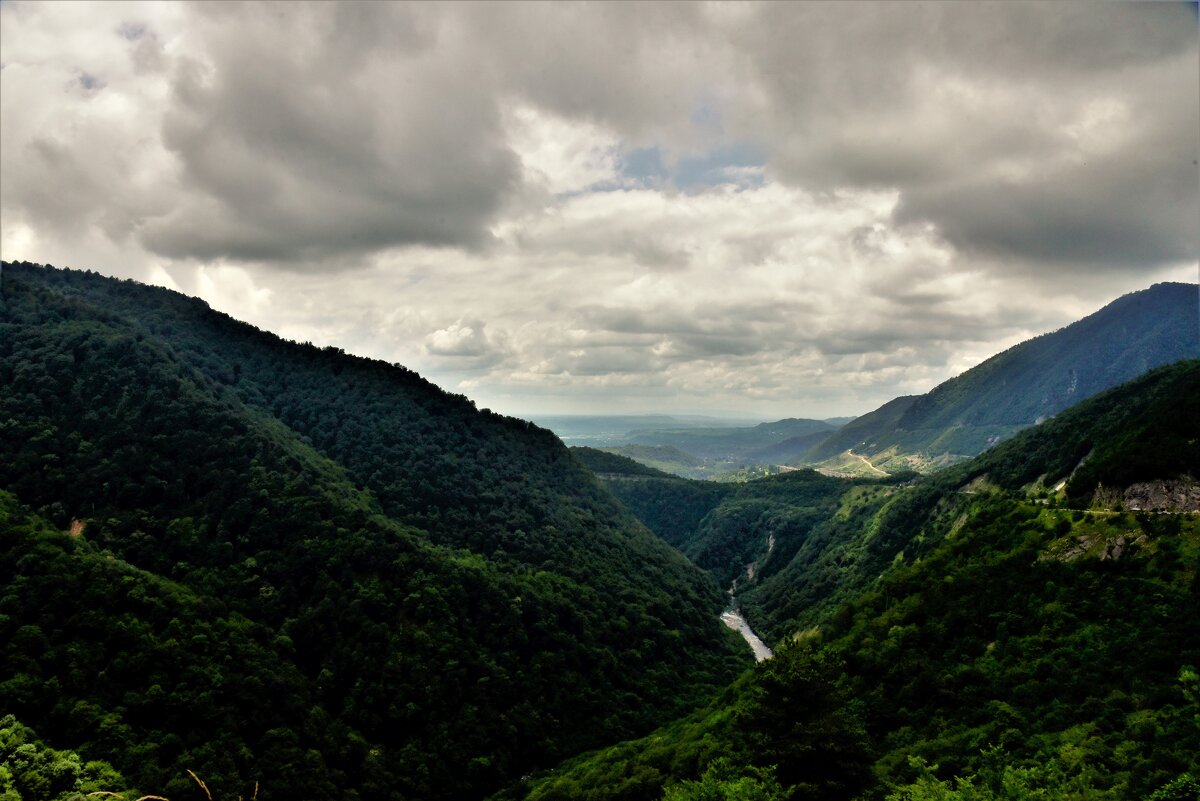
[574,447,908,595]
[804,282,1199,468]
[747,358,1200,641]
[514,360,1200,801]
[0,261,745,800]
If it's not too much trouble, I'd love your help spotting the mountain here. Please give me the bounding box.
[562,418,840,481]
[601,444,705,471]
[743,428,846,465]
[515,360,1200,801]
[0,261,745,799]
[803,282,1199,469]
[574,448,905,593]
[593,444,786,481]
[742,357,1200,640]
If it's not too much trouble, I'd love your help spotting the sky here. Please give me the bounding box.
[2,1,1197,420]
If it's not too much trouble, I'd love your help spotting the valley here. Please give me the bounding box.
[3,6,1197,800]
[2,262,1197,801]
[519,358,1200,801]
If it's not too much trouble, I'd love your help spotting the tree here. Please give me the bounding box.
[734,644,871,800]
[663,759,787,801]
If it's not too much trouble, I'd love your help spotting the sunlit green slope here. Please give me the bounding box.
[803,282,1198,468]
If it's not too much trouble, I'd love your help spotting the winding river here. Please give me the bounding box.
[720,536,776,662]
[720,607,773,662]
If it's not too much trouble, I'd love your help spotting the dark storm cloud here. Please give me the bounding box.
[139,3,521,265]
[895,162,1198,269]
[728,2,1199,272]
[892,62,1199,269]
[7,2,1195,275]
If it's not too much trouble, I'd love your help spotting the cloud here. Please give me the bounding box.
[139,3,521,264]
[424,318,509,372]
[426,319,494,358]
[891,57,1199,270]
[1,1,1195,418]
[721,2,1199,272]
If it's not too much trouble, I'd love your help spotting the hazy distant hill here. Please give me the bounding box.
[0,261,744,800]
[628,417,836,459]
[803,282,1199,467]
[533,414,756,447]
[743,427,844,465]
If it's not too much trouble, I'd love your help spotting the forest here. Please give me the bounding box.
[0,262,745,799]
[1,262,1197,801]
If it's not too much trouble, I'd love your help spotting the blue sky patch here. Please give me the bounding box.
[617,142,765,191]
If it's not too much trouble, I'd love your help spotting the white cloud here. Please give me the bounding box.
[194,264,273,319]
[425,318,505,364]
[1,1,1195,419]
[504,106,623,196]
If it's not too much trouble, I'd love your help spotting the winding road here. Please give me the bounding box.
[847,449,888,477]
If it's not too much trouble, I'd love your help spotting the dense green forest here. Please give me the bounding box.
[0,262,746,799]
[529,361,1200,800]
[585,360,1200,644]
[572,451,911,599]
[3,261,1197,801]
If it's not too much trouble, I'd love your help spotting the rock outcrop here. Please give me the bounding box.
[1123,478,1200,513]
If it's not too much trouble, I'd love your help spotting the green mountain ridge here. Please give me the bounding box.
[0,261,745,799]
[4,260,1198,801]
[803,282,1199,467]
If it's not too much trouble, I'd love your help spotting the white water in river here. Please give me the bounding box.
[720,609,773,661]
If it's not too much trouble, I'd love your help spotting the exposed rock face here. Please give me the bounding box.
[1123,479,1200,513]
[1054,532,1149,563]
[1100,535,1128,562]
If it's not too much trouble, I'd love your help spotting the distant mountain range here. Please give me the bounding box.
[800,281,1199,469]
[546,416,850,480]
[626,417,838,459]
[530,414,759,446]
[588,282,1198,477]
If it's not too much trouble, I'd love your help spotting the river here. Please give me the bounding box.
[720,608,773,662]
